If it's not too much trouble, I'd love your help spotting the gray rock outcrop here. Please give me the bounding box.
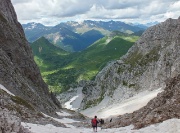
[80,17,180,109]
[0,108,31,133]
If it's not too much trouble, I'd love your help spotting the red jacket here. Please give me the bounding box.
[92,118,98,126]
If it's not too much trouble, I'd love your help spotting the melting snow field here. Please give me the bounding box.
[63,86,163,118]
[22,116,180,133]
[1,83,179,132]
[82,88,163,118]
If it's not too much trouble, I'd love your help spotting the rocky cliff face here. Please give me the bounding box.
[80,17,180,109]
[104,74,180,129]
[0,0,60,117]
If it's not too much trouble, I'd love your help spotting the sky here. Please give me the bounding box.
[11,0,180,26]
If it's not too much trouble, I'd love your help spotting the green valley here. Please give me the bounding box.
[31,33,139,93]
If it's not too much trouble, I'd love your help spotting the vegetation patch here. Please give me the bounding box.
[129,84,136,88]
[84,98,101,109]
[11,96,35,111]
[0,12,7,22]
[124,46,160,77]
[123,80,128,86]
[117,65,126,74]
[138,48,160,67]
[37,112,44,117]
[125,50,143,68]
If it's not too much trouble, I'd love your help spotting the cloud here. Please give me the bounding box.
[11,0,180,25]
[96,0,149,9]
[169,1,180,11]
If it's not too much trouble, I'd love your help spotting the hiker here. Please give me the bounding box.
[99,118,104,130]
[91,116,99,132]
[100,119,104,125]
[110,118,112,122]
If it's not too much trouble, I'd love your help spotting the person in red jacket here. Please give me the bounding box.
[91,115,99,132]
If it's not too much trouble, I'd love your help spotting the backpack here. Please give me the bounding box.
[91,118,97,126]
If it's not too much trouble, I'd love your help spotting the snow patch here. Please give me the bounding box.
[81,88,163,118]
[22,118,180,133]
[41,112,79,128]
[21,122,101,133]
[0,84,15,96]
[64,87,83,110]
[64,96,78,109]
[56,111,71,116]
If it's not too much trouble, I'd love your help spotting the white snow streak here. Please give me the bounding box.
[64,87,83,110]
[64,95,78,109]
[0,84,15,96]
[56,111,71,116]
[41,112,79,128]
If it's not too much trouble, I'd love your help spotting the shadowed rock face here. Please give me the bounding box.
[0,0,61,115]
[103,74,180,129]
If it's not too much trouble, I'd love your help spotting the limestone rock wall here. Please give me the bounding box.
[0,0,61,115]
[80,17,180,109]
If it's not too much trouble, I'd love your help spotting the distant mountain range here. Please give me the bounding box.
[131,21,159,28]
[22,20,146,52]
